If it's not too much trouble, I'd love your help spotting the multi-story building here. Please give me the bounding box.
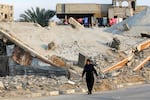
[56,3,112,26]
[0,4,13,22]
[56,1,147,26]
[109,0,147,18]
[56,3,112,19]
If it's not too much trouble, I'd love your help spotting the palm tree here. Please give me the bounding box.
[20,7,55,27]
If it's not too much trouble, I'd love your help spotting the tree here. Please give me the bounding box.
[20,7,55,27]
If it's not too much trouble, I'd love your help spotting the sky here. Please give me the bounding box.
[0,0,150,20]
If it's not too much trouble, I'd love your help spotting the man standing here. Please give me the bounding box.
[82,59,98,95]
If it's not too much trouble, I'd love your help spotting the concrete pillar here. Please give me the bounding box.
[119,1,122,7]
[128,1,132,8]
[91,16,94,28]
[112,0,117,6]
[65,15,67,20]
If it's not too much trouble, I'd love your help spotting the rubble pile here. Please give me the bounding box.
[0,75,79,98]
[128,48,150,68]
[140,68,150,80]
[94,48,150,91]
[106,7,150,35]
[94,79,113,91]
[131,48,150,80]
[93,75,145,92]
[92,7,150,93]
[0,5,149,99]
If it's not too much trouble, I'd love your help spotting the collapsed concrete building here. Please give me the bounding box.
[0,22,68,77]
[0,4,13,22]
[0,2,149,78]
[0,4,67,77]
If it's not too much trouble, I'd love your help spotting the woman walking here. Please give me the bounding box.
[82,59,98,95]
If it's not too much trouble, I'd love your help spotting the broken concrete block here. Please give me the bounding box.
[49,91,59,96]
[12,46,32,66]
[2,37,8,43]
[31,92,42,97]
[60,89,75,94]
[123,23,130,31]
[0,81,4,89]
[15,84,23,89]
[27,81,33,86]
[67,80,75,85]
[82,88,88,93]
[50,55,66,67]
[56,76,68,84]
[78,53,88,68]
[48,41,55,50]
[75,88,87,93]
[68,17,84,30]
[66,89,75,94]
[127,61,132,66]
[49,21,57,27]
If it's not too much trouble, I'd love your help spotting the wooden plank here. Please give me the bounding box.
[102,58,129,73]
[141,32,150,38]
[0,28,59,67]
[137,40,150,51]
[133,56,150,71]
[102,54,134,73]
[102,39,150,73]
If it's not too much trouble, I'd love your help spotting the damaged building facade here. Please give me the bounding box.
[109,0,147,18]
[0,4,13,22]
[0,40,68,77]
[0,39,68,77]
[0,4,67,77]
[56,3,112,18]
[0,23,68,77]
[0,3,13,75]
[56,0,147,26]
[56,3,112,26]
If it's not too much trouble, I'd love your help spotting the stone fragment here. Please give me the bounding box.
[0,81,4,89]
[48,41,56,50]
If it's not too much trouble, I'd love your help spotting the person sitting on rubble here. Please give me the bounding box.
[82,59,98,95]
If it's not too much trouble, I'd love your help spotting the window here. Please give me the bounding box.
[4,14,8,19]
[116,1,120,7]
[131,1,136,11]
